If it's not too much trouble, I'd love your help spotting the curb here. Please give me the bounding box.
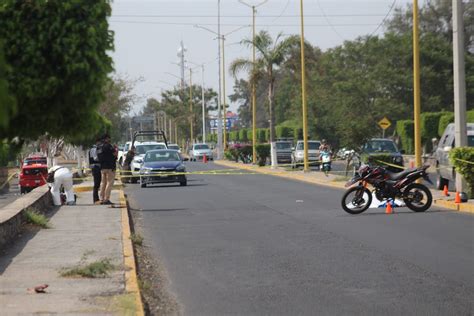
[214,160,346,190]
[119,188,145,316]
[434,199,474,214]
[74,184,122,193]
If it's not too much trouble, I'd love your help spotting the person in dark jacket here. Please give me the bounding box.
[89,137,102,204]
[98,134,117,205]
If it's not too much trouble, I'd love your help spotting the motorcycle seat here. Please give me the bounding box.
[386,167,417,181]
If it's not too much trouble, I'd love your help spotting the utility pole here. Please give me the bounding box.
[201,64,206,143]
[178,41,186,89]
[222,35,227,150]
[300,0,309,172]
[453,0,467,193]
[217,0,223,158]
[413,0,422,168]
[169,119,173,143]
[239,0,268,164]
[189,68,194,143]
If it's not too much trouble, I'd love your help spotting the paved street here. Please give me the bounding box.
[125,161,473,315]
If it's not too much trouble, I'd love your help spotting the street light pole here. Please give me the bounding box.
[217,0,223,158]
[201,64,206,143]
[453,0,467,194]
[239,0,268,164]
[299,0,309,172]
[413,0,422,168]
[189,68,194,143]
[222,35,227,150]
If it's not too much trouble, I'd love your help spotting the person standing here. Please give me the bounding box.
[122,146,135,183]
[97,134,116,205]
[89,137,102,204]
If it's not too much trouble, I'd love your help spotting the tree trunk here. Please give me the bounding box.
[268,69,277,168]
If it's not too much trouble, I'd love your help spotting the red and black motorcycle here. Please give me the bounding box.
[341,164,433,214]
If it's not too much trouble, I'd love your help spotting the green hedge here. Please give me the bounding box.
[293,127,303,141]
[438,112,454,137]
[449,147,474,198]
[239,129,249,142]
[276,126,292,139]
[396,120,414,154]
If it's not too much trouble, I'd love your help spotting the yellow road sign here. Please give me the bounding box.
[378,117,391,130]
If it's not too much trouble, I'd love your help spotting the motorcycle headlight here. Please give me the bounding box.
[394,156,403,163]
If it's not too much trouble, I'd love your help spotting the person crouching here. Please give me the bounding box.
[48,165,75,206]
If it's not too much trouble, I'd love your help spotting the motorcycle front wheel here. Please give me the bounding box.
[403,183,432,212]
[341,186,372,214]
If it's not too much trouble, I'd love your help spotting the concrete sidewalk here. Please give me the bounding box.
[214,160,474,214]
[0,184,143,315]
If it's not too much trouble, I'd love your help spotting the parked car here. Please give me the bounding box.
[275,140,293,164]
[189,143,213,161]
[291,140,321,168]
[19,162,48,194]
[167,144,181,153]
[130,142,168,182]
[139,149,187,187]
[434,123,474,189]
[362,138,404,172]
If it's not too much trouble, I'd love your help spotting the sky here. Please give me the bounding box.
[109,0,418,114]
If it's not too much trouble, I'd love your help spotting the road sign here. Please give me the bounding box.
[378,117,391,130]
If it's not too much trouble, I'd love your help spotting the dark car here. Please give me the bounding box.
[139,149,187,188]
[362,138,404,172]
[275,141,293,164]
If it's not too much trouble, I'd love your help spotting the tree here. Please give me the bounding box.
[158,84,217,143]
[230,31,298,166]
[97,75,140,142]
[0,42,15,129]
[0,0,114,142]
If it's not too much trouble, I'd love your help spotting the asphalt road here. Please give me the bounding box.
[125,162,473,316]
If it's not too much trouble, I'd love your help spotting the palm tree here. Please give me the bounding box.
[230,30,298,167]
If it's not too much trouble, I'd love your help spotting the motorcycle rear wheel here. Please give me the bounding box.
[341,186,372,214]
[403,183,432,212]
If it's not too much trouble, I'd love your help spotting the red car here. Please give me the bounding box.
[19,163,48,194]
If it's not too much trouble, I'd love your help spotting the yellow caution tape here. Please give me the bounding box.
[0,172,18,191]
[454,158,474,165]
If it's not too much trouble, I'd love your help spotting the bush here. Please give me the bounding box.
[421,112,444,150]
[276,126,292,139]
[468,109,474,123]
[293,127,303,141]
[229,131,239,142]
[396,120,414,154]
[449,147,474,198]
[255,144,270,166]
[438,112,454,137]
[257,129,267,143]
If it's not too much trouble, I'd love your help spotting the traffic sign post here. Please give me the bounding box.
[378,117,391,138]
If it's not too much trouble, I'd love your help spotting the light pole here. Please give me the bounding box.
[299,0,309,172]
[239,0,268,164]
[194,24,249,150]
[452,0,467,194]
[413,0,422,168]
[188,61,207,144]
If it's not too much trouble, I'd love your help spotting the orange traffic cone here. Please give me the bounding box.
[443,185,450,197]
[203,154,208,163]
[455,192,461,204]
[385,201,393,214]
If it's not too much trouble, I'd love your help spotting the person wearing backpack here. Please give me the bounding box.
[89,136,102,204]
[97,134,117,205]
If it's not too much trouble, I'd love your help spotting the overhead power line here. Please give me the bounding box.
[370,0,397,36]
[112,13,388,18]
[110,20,379,28]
